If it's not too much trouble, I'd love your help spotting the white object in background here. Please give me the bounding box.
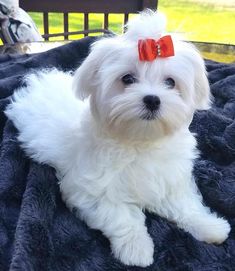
[0,0,43,44]
[0,0,18,18]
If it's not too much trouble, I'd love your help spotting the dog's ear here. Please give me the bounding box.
[72,42,103,100]
[193,57,211,110]
[182,43,211,110]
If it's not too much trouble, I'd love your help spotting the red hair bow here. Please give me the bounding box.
[138,35,174,61]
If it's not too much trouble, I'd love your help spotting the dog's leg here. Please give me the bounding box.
[71,196,154,267]
[152,181,231,244]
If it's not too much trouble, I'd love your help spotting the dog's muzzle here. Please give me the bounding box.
[141,95,160,120]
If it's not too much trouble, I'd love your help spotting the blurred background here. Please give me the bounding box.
[1,0,234,62]
[160,0,235,45]
[29,0,235,44]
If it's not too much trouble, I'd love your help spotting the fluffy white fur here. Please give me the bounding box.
[5,10,230,267]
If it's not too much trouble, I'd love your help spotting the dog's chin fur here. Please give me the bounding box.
[5,10,230,267]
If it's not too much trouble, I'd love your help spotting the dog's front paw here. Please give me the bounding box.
[111,230,154,267]
[190,216,231,244]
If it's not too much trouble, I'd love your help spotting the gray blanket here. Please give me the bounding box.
[0,37,235,271]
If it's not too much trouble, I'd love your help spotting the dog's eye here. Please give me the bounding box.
[164,78,175,89]
[121,74,136,85]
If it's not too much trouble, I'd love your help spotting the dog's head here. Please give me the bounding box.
[72,10,210,142]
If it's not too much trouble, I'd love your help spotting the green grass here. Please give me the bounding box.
[29,13,132,41]
[159,0,235,44]
[0,1,232,62]
[28,1,235,62]
[30,1,235,45]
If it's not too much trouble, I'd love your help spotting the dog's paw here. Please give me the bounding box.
[190,216,231,244]
[111,230,154,267]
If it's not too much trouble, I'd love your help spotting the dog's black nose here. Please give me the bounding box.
[143,95,160,111]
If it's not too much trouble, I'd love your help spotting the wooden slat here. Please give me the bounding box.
[20,0,158,13]
[43,12,49,41]
[42,29,112,39]
[124,13,129,25]
[64,12,69,40]
[84,13,89,37]
[104,13,109,30]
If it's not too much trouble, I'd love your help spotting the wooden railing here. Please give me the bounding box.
[19,0,158,40]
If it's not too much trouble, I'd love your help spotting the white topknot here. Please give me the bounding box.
[123,9,167,41]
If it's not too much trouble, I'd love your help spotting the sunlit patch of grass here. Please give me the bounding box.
[202,52,235,63]
[158,0,235,44]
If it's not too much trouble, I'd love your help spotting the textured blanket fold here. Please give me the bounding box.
[0,38,235,271]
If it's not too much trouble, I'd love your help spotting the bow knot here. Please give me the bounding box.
[138,35,174,61]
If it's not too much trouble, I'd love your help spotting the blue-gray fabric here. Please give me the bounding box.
[0,37,235,271]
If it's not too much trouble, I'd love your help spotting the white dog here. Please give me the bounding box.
[5,10,230,267]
